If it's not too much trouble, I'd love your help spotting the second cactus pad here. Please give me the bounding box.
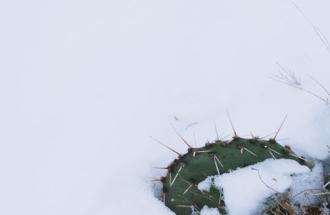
[162,137,311,215]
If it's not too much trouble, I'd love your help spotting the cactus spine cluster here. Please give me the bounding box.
[160,136,311,215]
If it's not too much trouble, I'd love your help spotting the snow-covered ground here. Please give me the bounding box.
[0,0,330,215]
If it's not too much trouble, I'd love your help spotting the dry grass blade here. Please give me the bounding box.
[272,63,329,105]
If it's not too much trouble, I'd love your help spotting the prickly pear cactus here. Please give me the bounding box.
[161,137,311,215]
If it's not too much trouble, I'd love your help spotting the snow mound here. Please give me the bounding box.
[198,159,321,215]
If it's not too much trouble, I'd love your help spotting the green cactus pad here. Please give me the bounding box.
[161,137,311,215]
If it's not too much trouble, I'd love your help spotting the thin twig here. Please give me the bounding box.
[252,167,282,193]
[273,63,329,105]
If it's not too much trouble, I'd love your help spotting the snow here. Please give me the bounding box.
[198,159,321,215]
[290,160,324,206]
[200,206,221,215]
[198,177,215,193]
[0,0,330,215]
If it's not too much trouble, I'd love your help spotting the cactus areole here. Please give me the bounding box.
[161,137,311,215]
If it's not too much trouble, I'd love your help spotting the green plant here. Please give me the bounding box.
[160,136,312,215]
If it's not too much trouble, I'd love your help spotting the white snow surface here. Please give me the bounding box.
[1,0,330,215]
[200,206,221,215]
[198,159,320,215]
[290,160,324,206]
